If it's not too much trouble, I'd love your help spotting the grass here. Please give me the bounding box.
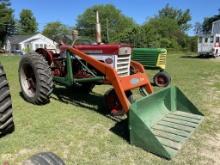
[0,53,220,164]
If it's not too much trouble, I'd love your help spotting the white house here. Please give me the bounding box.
[5,33,58,54]
[197,20,220,57]
[212,20,220,35]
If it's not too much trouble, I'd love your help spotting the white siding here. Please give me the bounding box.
[212,20,220,35]
[5,40,11,52]
[20,33,57,54]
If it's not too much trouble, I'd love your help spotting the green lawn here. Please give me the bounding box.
[0,53,220,164]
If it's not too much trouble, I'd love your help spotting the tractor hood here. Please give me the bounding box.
[74,44,132,55]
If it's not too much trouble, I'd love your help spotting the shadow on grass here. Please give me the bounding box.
[109,119,130,142]
[180,55,215,59]
[52,86,106,115]
[0,124,15,138]
[52,86,130,142]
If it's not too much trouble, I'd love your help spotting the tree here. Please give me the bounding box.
[42,22,70,42]
[187,36,198,52]
[202,13,220,33]
[18,9,38,34]
[194,22,203,35]
[158,4,191,32]
[118,26,145,47]
[76,4,136,42]
[119,4,192,49]
[0,0,15,47]
[143,17,181,48]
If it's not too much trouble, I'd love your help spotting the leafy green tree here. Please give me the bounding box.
[76,4,136,42]
[158,4,191,32]
[18,9,38,34]
[119,26,140,46]
[42,22,70,42]
[202,14,220,33]
[194,22,203,35]
[120,4,192,49]
[0,0,14,47]
[143,17,181,48]
[187,36,198,52]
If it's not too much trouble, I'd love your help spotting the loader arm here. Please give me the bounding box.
[60,45,153,113]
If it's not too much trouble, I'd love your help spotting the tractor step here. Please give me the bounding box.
[151,111,203,156]
[129,86,204,159]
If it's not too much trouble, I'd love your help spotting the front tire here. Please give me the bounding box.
[153,71,171,87]
[104,89,133,116]
[0,64,14,136]
[19,54,54,105]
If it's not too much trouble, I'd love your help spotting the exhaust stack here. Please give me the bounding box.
[96,11,102,44]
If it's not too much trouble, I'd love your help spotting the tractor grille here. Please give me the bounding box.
[116,54,131,76]
[157,53,166,68]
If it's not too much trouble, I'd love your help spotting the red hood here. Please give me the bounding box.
[74,44,131,55]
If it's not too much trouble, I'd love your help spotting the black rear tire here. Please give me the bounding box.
[23,152,65,165]
[0,64,14,136]
[153,71,171,87]
[19,53,54,105]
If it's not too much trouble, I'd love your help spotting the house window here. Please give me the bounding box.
[205,38,208,43]
[35,44,39,49]
[40,44,43,48]
[15,44,20,50]
[210,36,214,43]
[44,44,47,48]
[216,37,220,43]
[199,37,202,43]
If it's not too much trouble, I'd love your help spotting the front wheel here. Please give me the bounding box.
[153,71,171,87]
[104,89,133,116]
[19,53,54,105]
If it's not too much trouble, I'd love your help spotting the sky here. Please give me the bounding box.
[10,0,220,35]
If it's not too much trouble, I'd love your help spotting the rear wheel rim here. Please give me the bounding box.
[20,63,36,97]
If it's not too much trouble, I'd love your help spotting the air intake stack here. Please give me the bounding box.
[96,11,102,44]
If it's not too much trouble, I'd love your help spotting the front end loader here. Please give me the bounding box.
[0,63,14,136]
[18,42,203,159]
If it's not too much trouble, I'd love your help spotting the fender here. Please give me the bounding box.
[36,48,53,65]
[131,60,145,73]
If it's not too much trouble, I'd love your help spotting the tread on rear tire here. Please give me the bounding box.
[0,64,14,136]
[23,152,65,165]
[19,53,54,105]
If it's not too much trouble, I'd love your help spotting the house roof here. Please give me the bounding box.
[7,34,37,44]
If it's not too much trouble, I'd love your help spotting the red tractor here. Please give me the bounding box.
[20,41,143,116]
[18,11,203,159]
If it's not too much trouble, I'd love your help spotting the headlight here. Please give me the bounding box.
[119,47,131,55]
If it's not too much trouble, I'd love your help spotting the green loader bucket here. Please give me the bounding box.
[129,86,204,159]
